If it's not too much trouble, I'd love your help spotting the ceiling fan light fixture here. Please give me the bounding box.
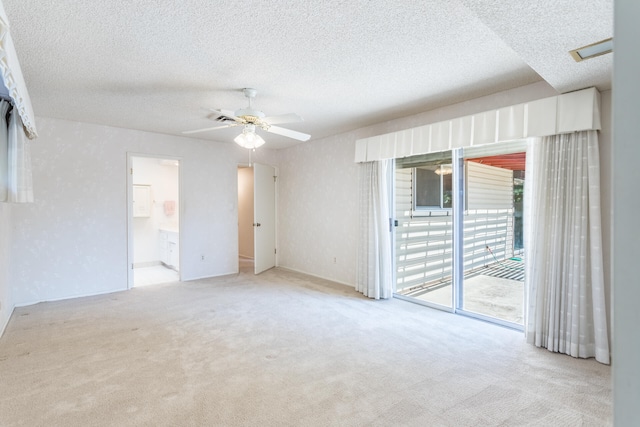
[234,125,265,149]
[434,165,453,175]
[183,87,310,143]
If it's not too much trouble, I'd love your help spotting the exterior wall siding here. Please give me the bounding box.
[395,163,514,293]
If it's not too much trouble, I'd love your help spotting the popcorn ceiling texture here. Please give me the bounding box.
[1,0,612,149]
[460,0,613,94]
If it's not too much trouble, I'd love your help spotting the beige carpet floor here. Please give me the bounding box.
[0,267,611,426]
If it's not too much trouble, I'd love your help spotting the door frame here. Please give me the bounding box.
[392,144,526,330]
[127,152,183,289]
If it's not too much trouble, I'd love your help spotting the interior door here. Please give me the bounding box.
[253,163,276,274]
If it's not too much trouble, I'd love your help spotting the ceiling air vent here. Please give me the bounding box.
[569,38,613,62]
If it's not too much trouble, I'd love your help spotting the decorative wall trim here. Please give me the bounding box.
[355,87,601,162]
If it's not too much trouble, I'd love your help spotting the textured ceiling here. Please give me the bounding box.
[3,0,612,149]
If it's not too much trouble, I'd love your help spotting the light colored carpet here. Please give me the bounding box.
[0,267,611,426]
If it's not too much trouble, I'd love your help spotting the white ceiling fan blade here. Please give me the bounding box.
[266,125,311,141]
[181,123,237,135]
[262,113,303,125]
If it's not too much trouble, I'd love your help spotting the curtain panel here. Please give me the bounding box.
[6,107,33,203]
[524,130,609,364]
[356,160,393,299]
[0,98,9,200]
[0,3,37,139]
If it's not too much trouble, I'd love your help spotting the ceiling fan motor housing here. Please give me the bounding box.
[236,88,265,123]
[234,108,266,122]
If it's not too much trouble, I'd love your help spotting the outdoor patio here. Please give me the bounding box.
[398,257,525,325]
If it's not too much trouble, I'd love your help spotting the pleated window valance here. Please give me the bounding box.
[0,3,37,139]
[354,87,600,162]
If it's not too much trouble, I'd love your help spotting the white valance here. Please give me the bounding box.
[354,87,601,162]
[0,3,37,139]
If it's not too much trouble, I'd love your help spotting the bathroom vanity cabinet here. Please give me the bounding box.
[159,229,179,271]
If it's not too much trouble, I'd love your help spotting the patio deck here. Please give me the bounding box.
[397,257,525,325]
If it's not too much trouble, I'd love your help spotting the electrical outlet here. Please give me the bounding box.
[333,257,337,264]
[201,255,205,261]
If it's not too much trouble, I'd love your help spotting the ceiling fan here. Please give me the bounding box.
[182,88,311,148]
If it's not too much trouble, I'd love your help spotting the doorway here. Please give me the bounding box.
[237,165,255,272]
[128,155,181,287]
[458,148,525,326]
[237,163,277,274]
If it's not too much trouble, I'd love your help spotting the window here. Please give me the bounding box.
[413,165,452,210]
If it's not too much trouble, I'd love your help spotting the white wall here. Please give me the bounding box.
[132,156,179,265]
[278,130,360,285]
[613,0,640,423]
[9,117,277,306]
[237,167,254,258]
[0,202,11,334]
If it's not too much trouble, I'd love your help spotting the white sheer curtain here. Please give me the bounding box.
[356,160,393,299]
[0,99,9,201]
[0,4,38,139]
[524,130,609,364]
[6,106,33,203]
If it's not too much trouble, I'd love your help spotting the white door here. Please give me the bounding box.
[253,163,276,274]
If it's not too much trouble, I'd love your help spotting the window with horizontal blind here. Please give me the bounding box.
[414,165,452,211]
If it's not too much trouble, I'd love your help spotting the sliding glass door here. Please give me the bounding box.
[458,144,526,328]
[393,141,526,329]
[394,151,454,310]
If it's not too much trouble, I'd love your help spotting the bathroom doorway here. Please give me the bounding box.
[127,155,181,287]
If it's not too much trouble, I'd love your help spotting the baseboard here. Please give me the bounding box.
[13,287,129,309]
[0,304,15,339]
[276,266,354,289]
[182,270,239,282]
[3,268,352,332]
[11,269,245,309]
[133,261,161,268]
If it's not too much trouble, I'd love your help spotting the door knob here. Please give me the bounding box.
[253,223,261,227]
